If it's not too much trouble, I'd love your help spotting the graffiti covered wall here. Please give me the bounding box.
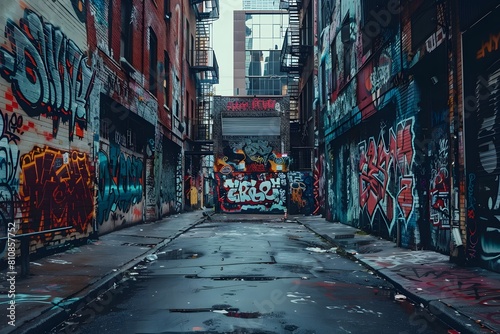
[215,172,287,213]
[463,7,500,272]
[0,1,99,256]
[213,96,290,213]
[320,0,455,253]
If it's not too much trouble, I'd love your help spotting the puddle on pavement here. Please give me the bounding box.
[169,305,261,319]
[155,248,203,260]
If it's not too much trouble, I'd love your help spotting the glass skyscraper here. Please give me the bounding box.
[233,2,288,96]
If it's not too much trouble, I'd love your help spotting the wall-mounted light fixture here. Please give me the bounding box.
[430,76,438,85]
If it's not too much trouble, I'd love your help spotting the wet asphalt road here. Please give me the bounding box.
[50,220,453,333]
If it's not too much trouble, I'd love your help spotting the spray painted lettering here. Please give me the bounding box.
[0,9,96,141]
[20,146,93,235]
[225,177,281,203]
[216,172,286,213]
[429,138,450,228]
[175,152,183,212]
[97,145,143,225]
[476,31,500,60]
[289,171,315,215]
[358,118,415,232]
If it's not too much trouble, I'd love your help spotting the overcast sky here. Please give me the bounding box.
[213,0,242,96]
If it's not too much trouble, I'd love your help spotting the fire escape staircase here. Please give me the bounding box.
[188,0,220,156]
[279,0,306,121]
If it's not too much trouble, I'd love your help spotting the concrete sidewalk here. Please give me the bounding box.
[295,214,500,334]
[0,210,206,334]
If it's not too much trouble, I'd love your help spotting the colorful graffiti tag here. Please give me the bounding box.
[175,152,183,212]
[0,9,96,141]
[215,172,287,213]
[215,139,290,174]
[358,118,416,234]
[19,146,93,236]
[313,153,325,216]
[288,171,315,215]
[97,145,143,226]
[429,137,450,228]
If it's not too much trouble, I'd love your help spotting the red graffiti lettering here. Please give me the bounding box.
[359,119,415,226]
[20,146,94,238]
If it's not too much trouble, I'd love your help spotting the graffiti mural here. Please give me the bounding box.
[213,96,289,214]
[155,141,181,216]
[313,154,324,216]
[175,152,183,212]
[145,158,156,220]
[429,137,450,228]
[463,7,500,272]
[0,104,18,234]
[0,108,21,185]
[321,0,456,253]
[19,146,93,238]
[0,9,96,141]
[215,139,290,174]
[288,171,314,215]
[97,144,143,229]
[358,118,416,235]
[215,172,287,213]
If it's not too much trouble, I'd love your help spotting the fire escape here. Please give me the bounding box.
[189,0,219,156]
[189,0,219,207]
[279,0,307,121]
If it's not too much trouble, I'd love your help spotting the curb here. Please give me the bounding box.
[427,301,485,334]
[10,216,207,334]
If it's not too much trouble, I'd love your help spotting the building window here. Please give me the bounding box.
[164,0,171,19]
[175,76,180,116]
[190,34,195,65]
[242,12,288,96]
[108,1,113,51]
[361,0,387,27]
[186,93,190,137]
[330,39,337,91]
[163,52,170,108]
[411,0,437,50]
[126,128,136,150]
[191,97,194,137]
[100,118,111,140]
[186,19,190,63]
[120,0,133,61]
[321,0,334,27]
[149,28,158,95]
[321,62,326,104]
